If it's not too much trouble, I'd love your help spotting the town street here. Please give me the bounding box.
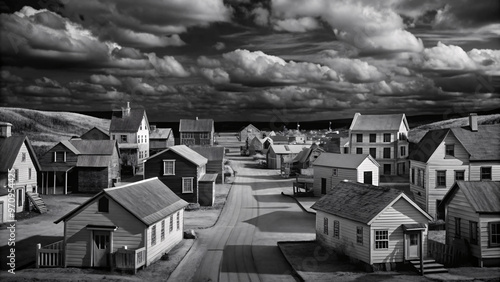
[169,155,316,282]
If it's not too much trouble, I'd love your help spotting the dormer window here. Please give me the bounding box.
[53,151,66,162]
[445,144,454,157]
[21,152,26,162]
[121,135,127,143]
[98,197,109,213]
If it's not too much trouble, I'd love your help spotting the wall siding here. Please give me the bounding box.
[145,209,184,266]
[313,166,357,196]
[206,160,223,184]
[479,214,500,261]
[409,161,427,211]
[470,162,500,181]
[356,158,379,186]
[109,145,121,185]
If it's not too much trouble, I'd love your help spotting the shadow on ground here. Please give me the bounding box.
[0,235,62,270]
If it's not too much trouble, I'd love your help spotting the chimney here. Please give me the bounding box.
[469,113,478,132]
[150,124,156,131]
[122,102,131,117]
[0,122,12,138]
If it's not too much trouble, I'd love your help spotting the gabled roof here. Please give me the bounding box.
[179,119,214,132]
[190,146,224,161]
[441,181,500,214]
[0,135,41,172]
[55,178,188,226]
[269,144,309,154]
[69,140,116,155]
[349,113,408,131]
[408,128,448,162]
[147,145,207,166]
[311,181,431,224]
[60,140,81,155]
[110,108,147,133]
[313,153,379,169]
[239,124,260,132]
[149,128,173,139]
[293,145,324,164]
[270,136,288,142]
[80,127,109,140]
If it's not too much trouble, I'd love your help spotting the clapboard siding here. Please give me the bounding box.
[65,195,145,267]
[144,150,199,203]
[316,211,370,264]
[109,145,121,185]
[356,158,379,186]
[470,162,500,181]
[40,143,78,169]
[479,214,500,259]
[410,161,427,211]
[371,198,429,263]
[206,160,223,184]
[12,142,38,188]
[313,166,357,196]
[145,209,184,266]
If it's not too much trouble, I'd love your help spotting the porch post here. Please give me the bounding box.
[403,230,406,262]
[420,231,424,275]
[53,171,56,194]
[64,171,68,195]
[41,172,44,195]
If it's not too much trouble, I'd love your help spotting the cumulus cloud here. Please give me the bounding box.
[252,7,270,26]
[273,17,320,33]
[89,74,122,86]
[213,42,226,50]
[200,68,230,84]
[35,77,62,88]
[146,53,190,77]
[68,81,107,93]
[102,29,186,48]
[1,70,23,84]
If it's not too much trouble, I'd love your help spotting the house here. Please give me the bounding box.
[270,135,288,145]
[0,187,10,223]
[0,122,41,214]
[179,118,214,146]
[288,134,306,144]
[266,144,309,169]
[313,153,379,196]
[144,145,217,206]
[239,124,261,143]
[348,113,409,176]
[191,146,225,184]
[109,102,149,175]
[248,136,272,155]
[439,181,500,267]
[409,114,500,219]
[292,144,324,173]
[80,127,109,140]
[149,125,175,155]
[53,177,188,270]
[311,181,432,270]
[39,140,120,194]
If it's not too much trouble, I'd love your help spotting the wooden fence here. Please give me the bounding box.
[427,239,467,266]
[36,240,63,268]
[113,246,146,274]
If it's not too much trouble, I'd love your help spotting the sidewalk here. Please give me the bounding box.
[282,192,318,214]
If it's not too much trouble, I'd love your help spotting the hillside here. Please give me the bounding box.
[0,107,110,157]
[408,114,500,144]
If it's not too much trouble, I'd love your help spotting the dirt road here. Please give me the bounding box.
[169,156,316,282]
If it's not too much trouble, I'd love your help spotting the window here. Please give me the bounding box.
[332,168,338,176]
[445,144,454,156]
[383,148,391,159]
[200,132,210,139]
[400,146,406,157]
[161,220,165,241]
[455,217,461,238]
[333,220,340,239]
[163,160,175,175]
[21,152,26,162]
[417,169,422,187]
[120,135,127,143]
[356,148,363,154]
[177,212,180,230]
[436,170,446,187]
[343,147,349,154]
[470,221,478,245]
[14,169,19,182]
[356,134,363,142]
[411,168,415,184]
[375,230,389,249]
[356,226,363,245]
[53,151,66,162]
[383,133,391,142]
[323,218,328,235]
[182,177,193,193]
[137,135,140,143]
[112,135,115,140]
[455,170,465,181]
[139,151,142,159]
[182,132,194,139]
[399,132,407,141]
[490,222,500,247]
[481,167,492,181]
[98,197,109,213]
[369,134,376,143]
[170,215,174,233]
[369,148,376,158]
[28,168,32,180]
[151,225,156,246]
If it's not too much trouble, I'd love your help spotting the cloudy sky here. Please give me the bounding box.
[1,0,499,122]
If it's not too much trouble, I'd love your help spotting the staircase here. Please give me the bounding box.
[410,259,448,275]
[26,192,48,214]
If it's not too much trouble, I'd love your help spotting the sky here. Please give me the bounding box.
[0,0,499,122]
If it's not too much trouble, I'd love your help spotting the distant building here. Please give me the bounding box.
[270,135,288,145]
[248,136,272,155]
[266,144,309,169]
[80,127,109,140]
[239,124,261,143]
[348,113,409,176]
[191,146,225,184]
[439,181,500,267]
[109,102,149,175]
[409,114,500,219]
[179,118,214,146]
[312,181,432,271]
[291,144,324,172]
[149,125,174,155]
[313,153,379,196]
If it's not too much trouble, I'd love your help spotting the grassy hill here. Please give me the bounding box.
[0,107,110,157]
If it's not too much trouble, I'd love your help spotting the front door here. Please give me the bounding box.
[321,178,327,194]
[93,231,110,267]
[363,171,372,185]
[383,164,391,175]
[406,233,420,259]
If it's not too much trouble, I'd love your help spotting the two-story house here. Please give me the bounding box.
[0,122,41,214]
[179,118,214,146]
[348,113,409,176]
[109,102,149,175]
[409,114,500,219]
[144,145,217,206]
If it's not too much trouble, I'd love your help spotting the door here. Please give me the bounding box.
[93,231,110,267]
[0,202,3,223]
[321,178,327,194]
[406,233,420,259]
[383,164,391,175]
[363,171,372,185]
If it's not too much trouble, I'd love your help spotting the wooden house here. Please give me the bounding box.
[239,124,261,143]
[53,177,188,271]
[149,125,175,155]
[80,127,109,140]
[39,140,120,194]
[270,135,289,145]
[349,113,409,176]
[191,146,225,184]
[109,102,149,175]
[312,181,432,271]
[248,136,272,156]
[0,188,10,223]
[267,144,309,169]
[313,153,379,196]
[144,145,217,206]
[292,144,324,172]
[439,181,500,267]
[179,118,214,146]
[0,122,41,214]
[409,114,500,219]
